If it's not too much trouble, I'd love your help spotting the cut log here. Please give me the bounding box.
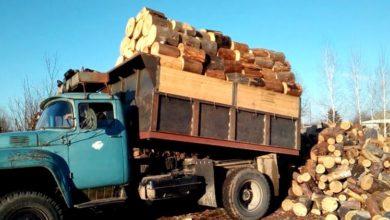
[322,196,339,213]
[340,121,352,131]
[329,180,343,193]
[261,68,277,80]
[318,156,336,169]
[240,52,255,63]
[272,61,291,72]
[206,56,224,71]
[231,41,249,53]
[366,196,381,218]
[180,34,201,49]
[251,48,270,57]
[142,13,171,36]
[281,197,295,211]
[133,19,144,39]
[344,188,365,203]
[327,167,351,182]
[145,25,179,47]
[275,71,295,83]
[217,48,236,60]
[292,197,312,217]
[269,50,286,62]
[325,213,339,220]
[200,39,217,56]
[316,164,326,174]
[292,180,303,196]
[178,43,206,63]
[286,83,303,97]
[171,20,185,32]
[125,17,136,37]
[263,79,285,93]
[205,70,225,80]
[213,32,232,48]
[151,42,180,57]
[254,57,274,69]
[180,57,203,74]
[223,60,243,73]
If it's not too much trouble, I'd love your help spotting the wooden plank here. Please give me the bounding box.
[236,84,300,118]
[158,66,233,105]
[191,101,200,136]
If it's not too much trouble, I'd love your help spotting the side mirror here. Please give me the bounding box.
[80,108,97,130]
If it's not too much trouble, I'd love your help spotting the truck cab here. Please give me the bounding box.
[0,93,130,219]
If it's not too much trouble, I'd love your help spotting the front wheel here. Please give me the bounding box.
[0,191,63,220]
[222,168,271,220]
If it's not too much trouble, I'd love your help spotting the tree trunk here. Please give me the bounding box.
[254,57,274,69]
[251,48,270,57]
[217,48,236,60]
[223,60,243,73]
[181,57,203,74]
[230,41,249,53]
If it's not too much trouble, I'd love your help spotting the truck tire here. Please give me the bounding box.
[0,191,63,220]
[222,168,271,220]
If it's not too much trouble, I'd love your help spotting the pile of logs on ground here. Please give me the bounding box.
[115,7,302,97]
[282,121,390,220]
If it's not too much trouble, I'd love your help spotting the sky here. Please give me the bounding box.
[0,0,389,122]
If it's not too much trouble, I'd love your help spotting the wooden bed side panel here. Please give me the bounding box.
[236,84,300,118]
[157,67,233,106]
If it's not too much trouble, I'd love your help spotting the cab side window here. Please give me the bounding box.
[78,103,114,129]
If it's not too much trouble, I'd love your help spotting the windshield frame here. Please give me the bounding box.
[36,99,76,130]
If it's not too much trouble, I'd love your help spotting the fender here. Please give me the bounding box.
[0,148,73,207]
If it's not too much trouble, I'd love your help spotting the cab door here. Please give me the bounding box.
[68,100,127,189]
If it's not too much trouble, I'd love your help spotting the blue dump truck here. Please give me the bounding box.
[0,53,301,220]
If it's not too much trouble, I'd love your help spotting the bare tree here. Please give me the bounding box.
[8,54,60,131]
[377,50,389,136]
[0,108,10,133]
[367,73,378,120]
[349,50,363,124]
[323,46,337,123]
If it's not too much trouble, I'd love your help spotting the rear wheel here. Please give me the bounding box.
[0,191,63,220]
[222,168,271,220]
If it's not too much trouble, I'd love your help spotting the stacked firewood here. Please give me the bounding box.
[282,121,390,220]
[115,7,302,97]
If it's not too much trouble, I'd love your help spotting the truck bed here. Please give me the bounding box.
[107,53,300,156]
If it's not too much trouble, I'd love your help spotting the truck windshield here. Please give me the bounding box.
[36,101,74,129]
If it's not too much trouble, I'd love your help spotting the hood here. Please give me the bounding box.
[0,130,67,148]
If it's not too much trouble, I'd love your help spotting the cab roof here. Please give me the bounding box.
[40,93,118,109]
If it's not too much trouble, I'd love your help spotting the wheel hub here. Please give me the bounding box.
[242,189,252,201]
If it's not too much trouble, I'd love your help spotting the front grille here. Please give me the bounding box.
[10,136,29,146]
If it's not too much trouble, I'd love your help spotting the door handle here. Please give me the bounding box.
[110,135,122,138]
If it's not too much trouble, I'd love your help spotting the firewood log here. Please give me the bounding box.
[145,25,179,47]
[125,17,136,37]
[142,13,171,36]
[205,70,225,80]
[223,60,243,73]
[292,180,303,196]
[269,50,286,62]
[276,71,295,83]
[340,121,352,131]
[325,213,339,220]
[322,196,339,213]
[133,19,144,39]
[281,196,296,211]
[206,56,224,71]
[292,196,312,217]
[241,63,262,78]
[199,39,217,56]
[180,57,203,74]
[196,30,211,40]
[254,57,274,69]
[170,20,185,32]
[209,32,231,48]
[329,180,343,193]
[178,43,206,63]
[318,156,336,169]
[261,68,277,80]
[251,48,270,57]
[366,195,381,218]
[240,52,255,63]
[263,79,285,93]
[272,61,291,72]
[327,166,351,182]
[182,23,196,37]
[151,42,180,57]
[180,33,201,48]
[217,48,236,60]
[230,41,249,53]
